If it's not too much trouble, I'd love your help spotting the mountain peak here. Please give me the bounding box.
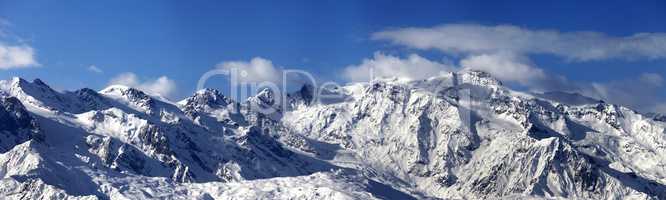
[100,85,132,94]
[180,88,231,108]
[255,88,276,105]
[459,70,503,86]
[32,78,49,87]
[8,77,29,88]
[100,85,151,100]
[10,76,24,83]
[194,88,221,95]
[6,77,52,89]
[99,85,157,112]
[297,84,314,102]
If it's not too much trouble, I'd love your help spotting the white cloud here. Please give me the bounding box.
[0,19,39,69]
[88,65,103,73]
[343,52,454,82]
[457,54,666,113]
[373,24,666,61]
[369,23,666,113]
[576,73,665,113]
[459,52,545,85]
[0,44,39,69]
[216,57,283,84]
[108,72,177,98]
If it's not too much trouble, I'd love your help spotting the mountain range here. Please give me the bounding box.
[1,71,666,199]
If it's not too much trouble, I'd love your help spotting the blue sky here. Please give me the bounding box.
[1,0,666,112]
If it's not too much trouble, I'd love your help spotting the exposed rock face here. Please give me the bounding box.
[0,72,666,199]
[0,96,41,153]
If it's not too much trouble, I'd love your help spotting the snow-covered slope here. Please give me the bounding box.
[282,71,666,199]
[1,73,665,199]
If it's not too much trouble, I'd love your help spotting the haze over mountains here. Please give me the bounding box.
[1,70,666,199]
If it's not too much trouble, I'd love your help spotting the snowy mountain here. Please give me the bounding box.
[1,71,666,199]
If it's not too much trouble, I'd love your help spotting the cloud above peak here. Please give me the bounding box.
[373,24,666,61]
[460,52,545,85]
[343,52,454,82]
[216,57,283,84]
[367,23,666,113]
[579,73,666,112]
[214,57,314,86]
[108,72,177,98]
